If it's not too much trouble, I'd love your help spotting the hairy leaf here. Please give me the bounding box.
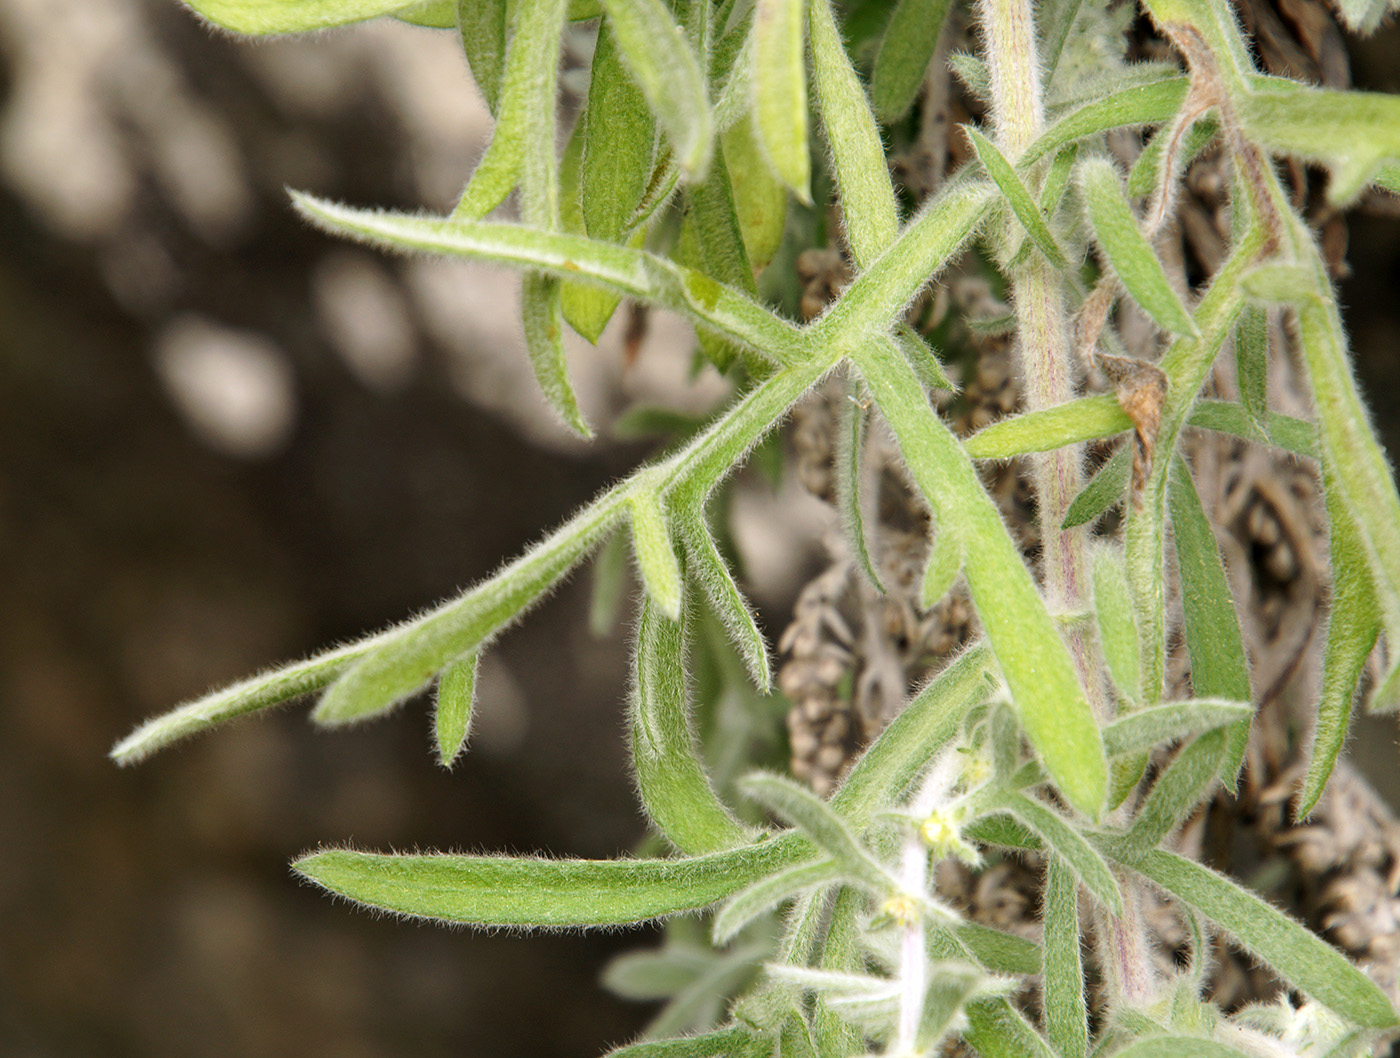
[991,793,1122,914]
[1101,699,1252,758]
[753,0,811,200]
[712,858,842,944]
[630,493,684,619]
[433,650,478,767]
[871,0,953,121]
[458,0,508,114]
[966,127,1068,269]
[1043,857,1088,1058]
[677,514,771,691]
[1093,544,1141,703]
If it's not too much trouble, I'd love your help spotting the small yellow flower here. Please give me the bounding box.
[880,892,920,927]
[920,811,957,850]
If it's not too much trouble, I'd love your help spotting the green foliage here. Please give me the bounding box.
[119,0,1400,1055]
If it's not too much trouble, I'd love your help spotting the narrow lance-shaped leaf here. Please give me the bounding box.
[294,836,810,930]
[1234,305,1270,441]
[721,113,788,272]
[990,792,1123,914]
[676,511,772,691]
[434,650,478,767]
[590,530,631,637]
[309,487,629,726]
[559,112,619,343]
[853,345,1108,818]
[1109,845,1400,1029]
[607,1027,758,1058]
[1112,1041,1250,1058]
[836,387,884,592]
[739,773,896,893]
[1101,699,1252,758]
[454,0,570,219]
[601,0,713,180]
[291,196,807,364]
[394,0,455,26]
[523,275,593,437]
[630,493,684,620]
[808,0,898,262]
[921,523,963,609]
[1093,544,1141,704]
[752,0,811,201]
[1080,156,1197,338]
[1121,729,1227,854]
[680,148,758,372]
[871,0,953,121]
[961,997,1060,1058]
[965,127,1068,270]
[1298,463,1382,818]
[712,858,843,944]
[1169,457,1251,789]
[458,0,509,115]
[633,594,753,855]
[181,0,457,33]
[1042,856,1089,1058]
[1063,446,1130,530]
[1019,76,1189,168]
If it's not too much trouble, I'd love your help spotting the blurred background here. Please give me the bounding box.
[0,2,1397,1056]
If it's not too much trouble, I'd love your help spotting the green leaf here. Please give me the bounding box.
[955,922,1041,976]
[1240,262,1321,305]
[1080,157,1197,338]
[677,514,772,692]
[1020,77,1189,168]
[1121,729,1226,853]
[294,838,805,929]
[291,196,806,364]
[110,638,377,765]
[1101,699,1252,758]
[1185,400,1317,460]
[871,0,953,121]
[1112,1040,1249,1058]
[832,644,993,818]
[433,651,478,767]
[1037,0,1083,83]
[1110,846,1400,1028]
[559,114,620,343]
[458,0,508,115]
[752,0,811,201]
[392,0,455,27]
[895,323,955,391]
[633,595,752,854]
[604,945,712,1000]
[1063,447,1130,530]
[921,524,963,609]
[523,274,593,437]
[1234,306,1270,442]
[965,127,1068,270]
[1237,83,1400,206]
[1298,464,1382,818]
[1169,457,1250,789]
[809,0,898,266]
[722,117,789,271]
[590,530,631,637]
[739,773,895,893]
[1042,857,1088,1058]
[608,1027,759,1058]
[712,858,842,944]
[835,387,884,592]
[961,996,1059,1058]
[181,0,455,33]
[964,395,1129,459]
[991,793,1122,915]
[601,0,714,180]
[853,346,1108,819]
[1092,544,1141,703]
[308,488,628,726]
[1126,115,1218,198]
[630,493,684,620]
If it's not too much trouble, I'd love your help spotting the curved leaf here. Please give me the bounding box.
[753,0,811,200]
[184,0,452,33]
[677,513,772,692]
[630,493,684,620]
[433,650,478,767]
[871,0,952,121]
[992,792,1122,915]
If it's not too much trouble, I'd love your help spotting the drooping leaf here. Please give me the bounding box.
[523,274,593,437]
[990,792,1122,914]
[1020,77,1189,168]
[966,127,1068,269]
[722,116,788,271]
[1080,157,1197,338]
[630,493,684,620]
[871,0,953,121]
[602,0,714,180]
[677,513,772,692]
[1169,457,1251,788]
[1109,846,1400,1029]
[752,0,811,200]
[836,386,884,592]
[560,115,622,343]
[433,650,478,766]
[458,0,509,115]
[1298,464,1382,818]
[1042,856,1089,1058]
[1063,446,1130,530]
[739,773,895,893]
[712,858,843,944]
[633,595,752,854]
[1101,699,1252,758]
